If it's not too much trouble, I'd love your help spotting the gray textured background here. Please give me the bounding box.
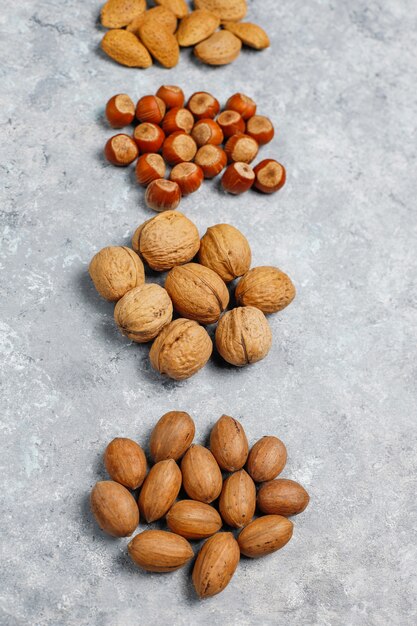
[1,0,416,624]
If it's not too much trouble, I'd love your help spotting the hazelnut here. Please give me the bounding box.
[198,223,251,282]
[105,94,135,128]
[224,133,259,164]
[114,283,173,342]
[194,144,227,178]
[169,162,204,195]
[156,85,185,109]
[187,91,220,120]
[132,211,200,271]
[89,246,145,301]
[165,263,229,324]
[104,134,139,166]
[162,131,197,165]
[226,93,257,120]
[221,162,255,194]
[253,159,286,193]
[235,266,296,313]
[246,115,274,145]
[133,123,165,153]
[215,306,272,366]
[191,119,224,146]
[217,110,245,138]
[135,95,166,124]
[104,438,147,489]
[135,153,166,186]
[149,318,213,380]
[145,179,182,212]
[162,107,194,135]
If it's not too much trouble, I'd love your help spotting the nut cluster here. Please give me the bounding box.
[100,0,269,69]
[104,87,286,212]
[89,214,296,379]
[90,411,310,598]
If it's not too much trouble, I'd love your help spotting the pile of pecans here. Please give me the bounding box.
[89,213,296,380]
[100,0,269,69]
[90,412,310,598]
[104,86,286,212]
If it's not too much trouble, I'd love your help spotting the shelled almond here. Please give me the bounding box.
[99,0,269,68]
[89,411,310,597]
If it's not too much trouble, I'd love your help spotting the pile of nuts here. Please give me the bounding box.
[89,212,296,380]
[104,87,286,212]
[90,411,310,598]
[100,0,269,68]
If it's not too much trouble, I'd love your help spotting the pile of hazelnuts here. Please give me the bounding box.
[104,86,286,211]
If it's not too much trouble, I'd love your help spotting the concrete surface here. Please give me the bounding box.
[1,0,416,624]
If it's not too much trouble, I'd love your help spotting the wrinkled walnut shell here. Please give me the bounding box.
[198,223,251,282]
[132,210,200,271]
[165,263,229,324]
[215,306,272,366]
[89,246,145,302]
[149,318,213,380]
[114,283,173,343]
[235,266,296,314]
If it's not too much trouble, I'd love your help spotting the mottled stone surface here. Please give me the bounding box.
[1,0,416,624]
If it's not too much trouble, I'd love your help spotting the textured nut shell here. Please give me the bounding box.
[194,31,242,65]
[194,0,247,21]
[235,266,296,314]
[101,0,146,28]
[127,6,178,34]
[219,470,256,528]
[154,0,188,18]
[210,414,249,471]
[181,445,223,503]
[198,224,251,283]
[104,438,147,489]
[150,319,212,380]
[257,479,310,517]
[215,306,272,366]
[192,532,240,598]
[128,530,193,572]
[246,436,287,482]
[132,211,200,272]
[167,500,222,539]
[138,459,182,522]
[238,515,293,558]
[114,284,173,343]
[150,411,195,462]
[177,10,220,46]
[165,263,229,325]
[223,22,270,49]
[139,21,180,68]
[89,246,145,302]
[101,30,152,68]
[90,481,139,537]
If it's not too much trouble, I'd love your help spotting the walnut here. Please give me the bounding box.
[165,263,229,325]
[149,318,213,380]
[215,306,272,366]
[132,210,200,271]
[89,246,145,301]
[235,266,296,313]
[198,223,251,282]
[114,284,173,343]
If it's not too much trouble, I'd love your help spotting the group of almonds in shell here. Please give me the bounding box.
[104,86,286,213]
[90,411,310,598]
[100,0,269,69]
[89,212,296,380]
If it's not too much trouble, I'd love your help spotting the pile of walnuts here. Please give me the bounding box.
[89,211,295,380]
[90,411,310,598]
